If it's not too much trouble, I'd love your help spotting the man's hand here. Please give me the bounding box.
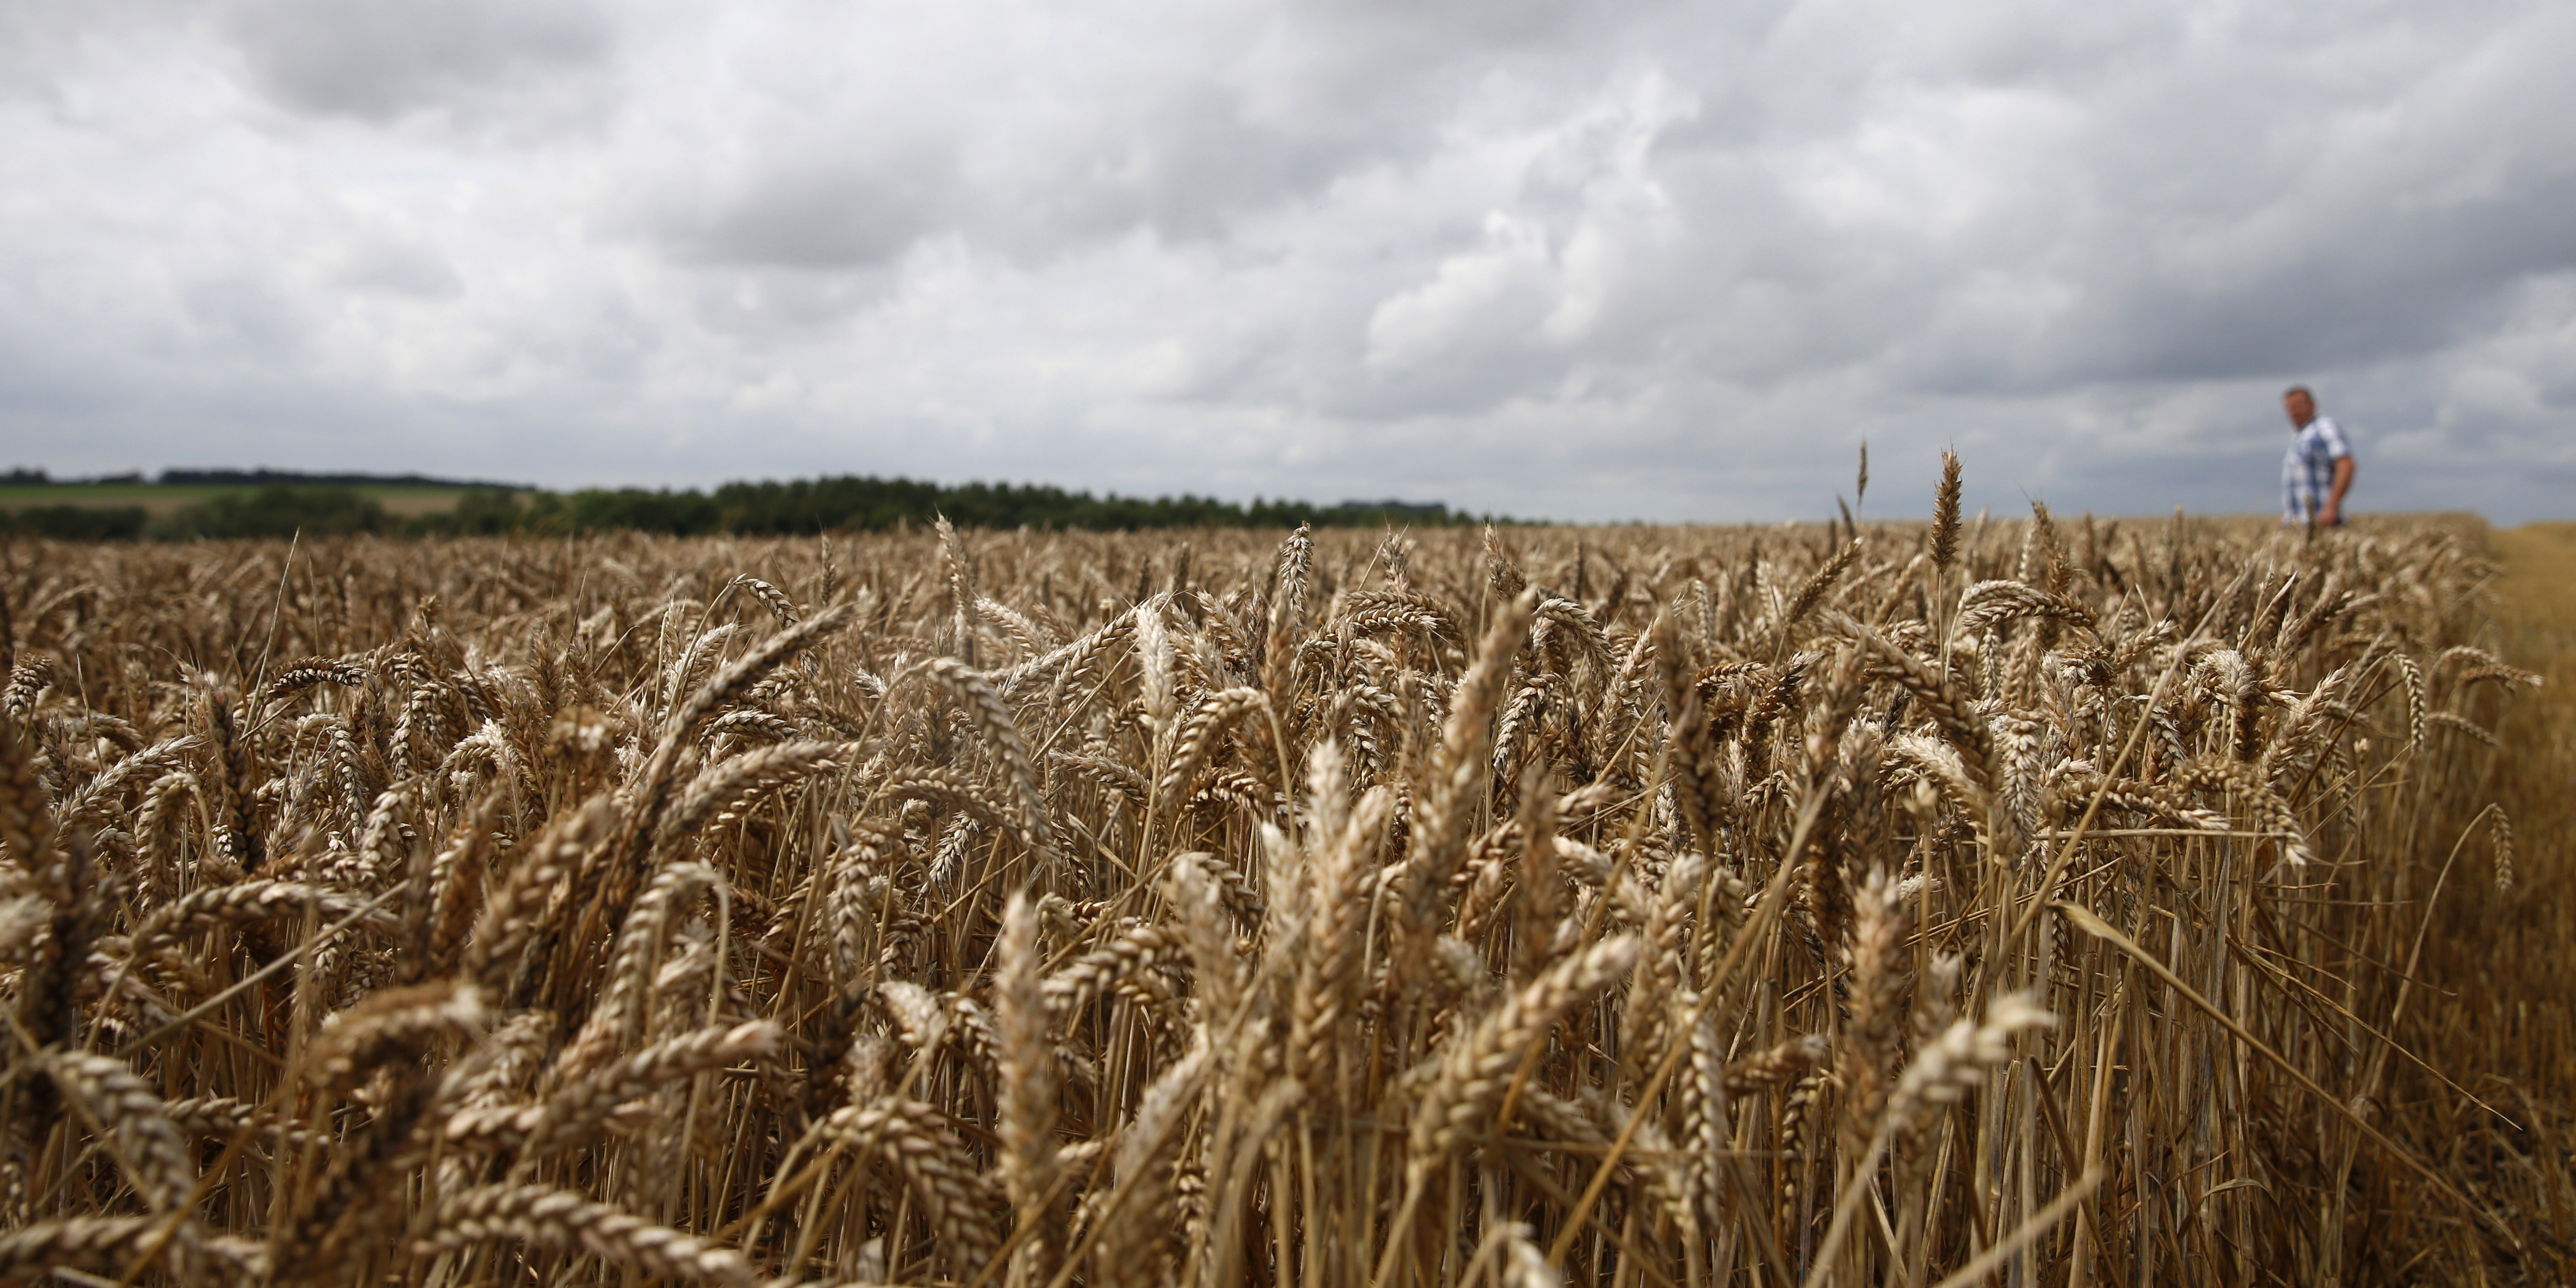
[2324,456,2355,526]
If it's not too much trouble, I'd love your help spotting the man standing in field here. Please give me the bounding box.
[2280,385,2354,528]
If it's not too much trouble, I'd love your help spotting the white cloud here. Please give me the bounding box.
[0,0,2572,520]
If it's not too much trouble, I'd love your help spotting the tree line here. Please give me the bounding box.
[0,476,1487,541]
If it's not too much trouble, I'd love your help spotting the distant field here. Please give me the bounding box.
[0,484,475,517]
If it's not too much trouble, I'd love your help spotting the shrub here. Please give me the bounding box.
[153,485,389,539]
[0,504,147,540]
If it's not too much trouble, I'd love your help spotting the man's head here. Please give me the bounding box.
[2283,386,2316,429]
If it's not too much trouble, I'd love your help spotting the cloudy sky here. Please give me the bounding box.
[2,0,2572,522]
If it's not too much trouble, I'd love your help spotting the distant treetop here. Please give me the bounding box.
[157,468,532,490]
[533,476,1488,535]
[2,470,1498,540]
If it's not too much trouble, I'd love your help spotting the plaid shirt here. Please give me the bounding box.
[2281,415,2351,525]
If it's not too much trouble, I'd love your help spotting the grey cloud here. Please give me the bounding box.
[621,0,1689,274]
[679,266,910,338]
[656,159,953,271]
[4,0,2576,523]
[997,84,1353,248]
[180,278,304,357]
[223,0,612,121]
[330,239,462,300]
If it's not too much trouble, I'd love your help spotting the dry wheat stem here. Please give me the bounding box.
[0,497,2546,1288]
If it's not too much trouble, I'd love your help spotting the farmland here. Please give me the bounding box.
[0,473,2564,1285]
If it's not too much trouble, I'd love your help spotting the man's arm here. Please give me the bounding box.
[2321,456,2355,525]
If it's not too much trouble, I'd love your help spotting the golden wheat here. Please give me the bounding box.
[0,485,2560,1286]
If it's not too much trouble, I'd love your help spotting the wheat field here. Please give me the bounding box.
[0,460,2562,1286]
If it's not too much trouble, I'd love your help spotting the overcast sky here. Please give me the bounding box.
[2,0,2572,522]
